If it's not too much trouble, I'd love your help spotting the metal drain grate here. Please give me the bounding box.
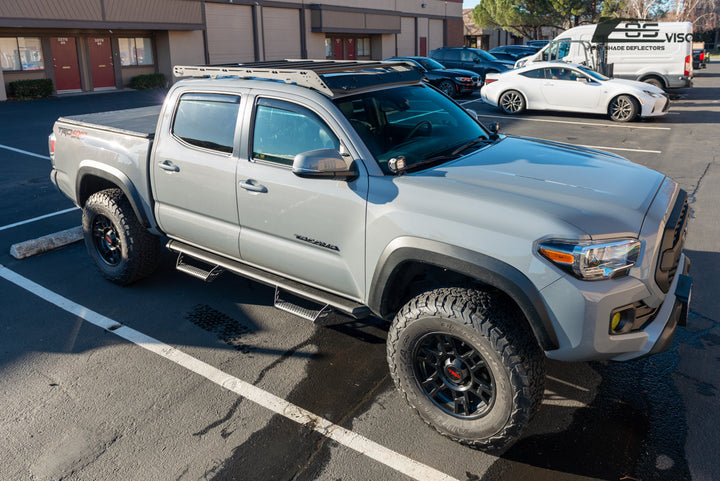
[185,304,253,353]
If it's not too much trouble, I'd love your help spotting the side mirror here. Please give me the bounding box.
[465,108,479,121]
[488,122,500,137]
[292,148,357,181]
[576,76,590,83]
[473,57,480,63]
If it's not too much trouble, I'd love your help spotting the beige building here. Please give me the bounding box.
[0,0,463,100]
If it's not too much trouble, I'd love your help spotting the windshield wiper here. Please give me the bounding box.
[451,136,493,156]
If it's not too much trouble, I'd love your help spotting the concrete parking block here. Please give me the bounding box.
[10,226,82,259]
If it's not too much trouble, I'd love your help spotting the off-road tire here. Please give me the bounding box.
[438,80,457,98]
[82,188,161,285]
[387,287,545,452]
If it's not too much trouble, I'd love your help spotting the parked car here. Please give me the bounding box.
[386,56,481,97]
[481,62,669,122]
[429,47,514,80]
[49,59,691,452]
[488,45,539,62]
[692,49,708,69]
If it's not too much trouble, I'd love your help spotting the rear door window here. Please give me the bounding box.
[172,93,240,154]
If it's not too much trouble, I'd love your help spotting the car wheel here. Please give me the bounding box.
[387,287,545,452]
[608,94,638,122]
[82,188,161,285]
[438,80,457,98]
[642,77,665,90]
[499,90,525,115]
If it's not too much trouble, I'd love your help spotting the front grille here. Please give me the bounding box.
[655,190,688,293]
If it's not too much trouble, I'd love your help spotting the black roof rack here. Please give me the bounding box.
[173,59,422,97]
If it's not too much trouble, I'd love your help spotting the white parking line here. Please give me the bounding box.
[472,113,672,131]
[0,207,80,232]
[0,143,51,160]
[458,99,481,106]
[0,265,461,481]
[578,144,661,154]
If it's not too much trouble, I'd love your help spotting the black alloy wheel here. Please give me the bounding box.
[413,332,496,419]
[92,214,122,266]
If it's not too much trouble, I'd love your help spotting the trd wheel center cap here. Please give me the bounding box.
[443,358,468,385]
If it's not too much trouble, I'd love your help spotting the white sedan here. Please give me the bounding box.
[481,62,669,122]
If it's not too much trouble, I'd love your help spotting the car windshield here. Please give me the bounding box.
[334,84,491,174]
[417,57,446,70]
[576,65,609,81]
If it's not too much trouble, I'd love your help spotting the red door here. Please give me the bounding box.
[51,37,81,92]
[419,37,427,57]
[333,38,343,60]
[345,38,356,60]
[88,37,115,89]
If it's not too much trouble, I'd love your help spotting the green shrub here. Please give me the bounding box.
[8,78,54,99]
[129,73,166,90]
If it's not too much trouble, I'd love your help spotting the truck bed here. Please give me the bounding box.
[59,105,161,139]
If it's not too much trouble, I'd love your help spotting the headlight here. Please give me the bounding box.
[643,89,663,98]
[537,239,641,280]
[456,77,472,82]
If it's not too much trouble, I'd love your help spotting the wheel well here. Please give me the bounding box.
[639,75,666,89]
[380,261,518,319]
[78,175,117,207]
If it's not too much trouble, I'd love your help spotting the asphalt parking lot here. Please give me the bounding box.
[1,64,719,481]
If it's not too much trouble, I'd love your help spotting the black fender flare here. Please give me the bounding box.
[76,162,153,229]
[368,237,559,351]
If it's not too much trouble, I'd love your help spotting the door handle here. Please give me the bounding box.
[159,160,179,172]
[239,180,267,193]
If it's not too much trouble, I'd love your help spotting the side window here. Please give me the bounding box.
[547,67,579,81]
[520,68,545,79]
[445,50,460,61]
[252,98,340,166]
[172,93,240,154]
[557,40,571,60]
[460,50,475,62]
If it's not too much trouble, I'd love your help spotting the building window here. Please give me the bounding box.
[356,38,370,57]
[0,37,44,71]
[119,37,154,66]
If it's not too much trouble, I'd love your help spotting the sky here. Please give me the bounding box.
[462,1,480,9]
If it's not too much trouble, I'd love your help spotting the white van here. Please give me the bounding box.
[518,22,693,89]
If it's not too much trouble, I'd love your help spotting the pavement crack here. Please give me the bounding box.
[688,162,711,203]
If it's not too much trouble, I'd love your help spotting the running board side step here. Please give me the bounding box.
[166,240,371,319]
[274,286,333,323]
[176,253,224,282]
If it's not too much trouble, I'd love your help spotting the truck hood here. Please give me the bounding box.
[416,136,665,237]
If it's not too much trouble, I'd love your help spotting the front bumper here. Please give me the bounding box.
[543,254,691,362]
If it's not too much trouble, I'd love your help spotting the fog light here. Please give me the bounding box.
[610,307,636,334]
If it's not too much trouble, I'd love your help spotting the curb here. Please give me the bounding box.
[10,226,83,259]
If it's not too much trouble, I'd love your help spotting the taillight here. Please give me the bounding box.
[485,78,498,85]
[48,133,56,161]
[684,55,691,76]
[700,52,705,61]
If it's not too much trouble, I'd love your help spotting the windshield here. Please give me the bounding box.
[334,85,490,174]
[417,57,446,70]
[576,65,609,81]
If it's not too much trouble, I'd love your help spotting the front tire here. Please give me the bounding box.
[82,188,161,285]
[608,94,638,122]
[438,80,457,98]
[387,287,545,452]
[499,90,525,115]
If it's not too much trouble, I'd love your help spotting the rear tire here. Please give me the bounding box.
[438,80,457,98]
[387,287,545,452]
[642,77,665,90]
[608,94,638,122]
[82,188,161,285]
[499,90,525,115]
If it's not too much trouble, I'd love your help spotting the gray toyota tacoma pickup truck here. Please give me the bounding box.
[49,60,692,451]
